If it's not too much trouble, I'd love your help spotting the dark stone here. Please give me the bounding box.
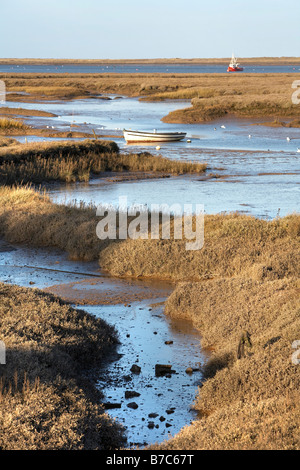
[123,375,132,382]
[127,402,138,410]
[125,391,141,399]
[130,364,141,374]
[103,402,121,409]
[155,364,176,377]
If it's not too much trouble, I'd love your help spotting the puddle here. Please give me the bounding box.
[0,239,207,447]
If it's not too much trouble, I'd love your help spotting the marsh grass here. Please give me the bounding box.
[0,106,57,117]
[0,139,207,184]
[163,95,300,123]
[3,73,300,126]
[0,283,126,450]
[151,277,300,450]
[99,212,300,281]
[0,137,20,147]
[0,117,28,130]
[0,186,298,280]
[1,57,300,66]
[0,186,299,450]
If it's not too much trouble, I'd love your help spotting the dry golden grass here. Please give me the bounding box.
[2,72,300,124]
[150,277,300,450]
[160,75,300,123]
[0,117,28,130]
[0,283,126,450]
[152,393,299,450]
[0,138,118,162]
[0,186,298,278]
[0,186,299,450]
[0,106,57,118]
[0,185,107,260]
[99,212,300,281]
[0,139,206,184]
[0,137,20,147]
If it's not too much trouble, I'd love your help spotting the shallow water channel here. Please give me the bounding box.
[0,240,207,447]
[7,96,299,219]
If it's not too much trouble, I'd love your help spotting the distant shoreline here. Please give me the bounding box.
[1,57,300,66]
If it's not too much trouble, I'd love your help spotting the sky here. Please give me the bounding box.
[1,0,299,59]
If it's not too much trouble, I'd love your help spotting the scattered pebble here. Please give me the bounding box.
[127,402,138,410]
[130,364,141,374]
[125,391,140,399]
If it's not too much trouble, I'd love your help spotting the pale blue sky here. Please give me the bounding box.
[1,0,299,59]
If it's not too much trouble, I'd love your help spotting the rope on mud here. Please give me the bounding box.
[2,264,105,278]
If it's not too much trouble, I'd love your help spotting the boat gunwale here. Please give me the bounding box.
[123,129,186,137]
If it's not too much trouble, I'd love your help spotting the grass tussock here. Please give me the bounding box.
[0,137,20,147]
[0,117,28,130]
[0,186,298,277]
[0,139,206,184]
[163,95,300,123]
[0,283,126,450]
[0,138,119,162]
[0,186,106,261]
[99,212,300,281]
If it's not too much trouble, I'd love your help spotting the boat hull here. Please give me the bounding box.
[123,129,186,143]
[227,66,244,72]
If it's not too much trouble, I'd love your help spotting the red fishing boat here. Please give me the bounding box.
[227,53,243,72]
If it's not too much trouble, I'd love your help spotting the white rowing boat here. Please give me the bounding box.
[123,129,186,143]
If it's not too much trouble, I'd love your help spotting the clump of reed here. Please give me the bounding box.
[0,118,28,130]
[140,86,222,102]
[0,140,206,185]
[0,139,119,163]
